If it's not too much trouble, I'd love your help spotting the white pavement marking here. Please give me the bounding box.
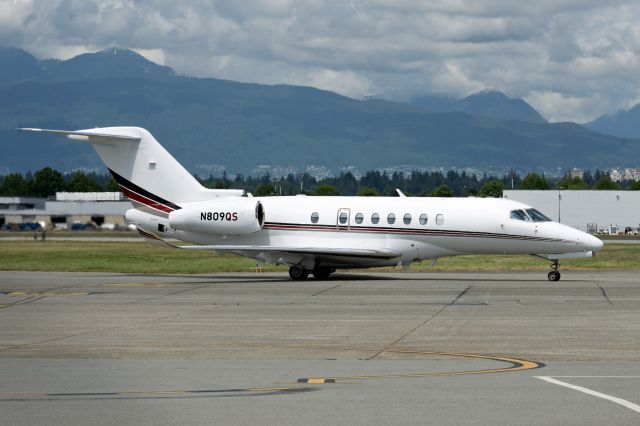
[548,376,640,378]
[536,376,640,414]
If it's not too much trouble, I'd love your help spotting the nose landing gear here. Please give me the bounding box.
[547,259,561,281]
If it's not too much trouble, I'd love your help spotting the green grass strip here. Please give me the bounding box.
[0,240,638,274]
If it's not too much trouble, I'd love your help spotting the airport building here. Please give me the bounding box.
[0,192,132,230]
[504,190,640,234]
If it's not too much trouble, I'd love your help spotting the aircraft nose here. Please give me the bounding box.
[583,233,604,252]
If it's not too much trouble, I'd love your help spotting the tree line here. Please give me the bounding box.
[1,167,638,198]
[0,167,119,197]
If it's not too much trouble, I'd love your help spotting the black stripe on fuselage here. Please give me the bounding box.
[262,222,568,243]
[108,168,181,211]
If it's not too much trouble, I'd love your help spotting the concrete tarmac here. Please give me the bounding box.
[0,270,639,425]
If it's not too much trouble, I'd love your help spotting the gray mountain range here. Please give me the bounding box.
[1,46,639,175]
[587,104,640,139]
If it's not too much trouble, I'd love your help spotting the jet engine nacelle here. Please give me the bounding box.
[168,198,264,236]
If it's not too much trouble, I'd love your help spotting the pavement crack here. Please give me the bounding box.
[367,285,471,360]
[167,283,215,296]
[0,327,115,354]
[287,283,344,305]
[0,295,45,310]
[451,286,470,305]
[122,282,218,305]
[0,309,195,355]
[598,285,613,305]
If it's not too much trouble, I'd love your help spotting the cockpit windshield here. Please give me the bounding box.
[509,210,529,221]
[526,208,551,222]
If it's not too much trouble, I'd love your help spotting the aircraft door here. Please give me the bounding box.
[337,208,351,231]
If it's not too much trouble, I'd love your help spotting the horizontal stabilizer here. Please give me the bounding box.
[17,128,141,142]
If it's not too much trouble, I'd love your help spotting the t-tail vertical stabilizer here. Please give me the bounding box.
[18,126,244,217]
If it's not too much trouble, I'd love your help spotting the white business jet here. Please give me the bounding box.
[20,126,603,281]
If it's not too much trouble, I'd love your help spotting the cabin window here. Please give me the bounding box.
[311,212,319,223]
[371,213,380,224]
[436,214,444,225]
[339,212,348,224]
[355,213,364,224]
[403,213,412,225]
[419,213,428,225]
[526,208,551,222]
[510,210,528,221]
[387,213,396,224]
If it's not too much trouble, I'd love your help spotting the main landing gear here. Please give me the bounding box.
[288,265,309,280]
[547,259,561,282]
[288,265,334,280]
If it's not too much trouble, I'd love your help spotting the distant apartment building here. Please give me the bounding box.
[624,168,640,182]
[610,169,623,182]
[609,168,640,182]
[570,168,584,179]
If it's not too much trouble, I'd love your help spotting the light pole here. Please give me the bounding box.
[557,186,563,223]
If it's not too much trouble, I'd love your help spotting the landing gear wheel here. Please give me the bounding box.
[312,266,332,280]
[547,259,561,281]
[289,265,309,280]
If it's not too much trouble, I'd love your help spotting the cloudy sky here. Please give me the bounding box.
[3,0,640,122]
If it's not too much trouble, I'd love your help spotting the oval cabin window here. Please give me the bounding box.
[387,213,396,224]
[339,212,348,224]
[355,213,364,224]
[436,214,444,225]
[403,213,412,225]
[371,213,380,224]
[311,212,319,223]
[419,213,428,225]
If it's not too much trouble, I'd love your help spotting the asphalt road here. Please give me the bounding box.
[0,270,639,425]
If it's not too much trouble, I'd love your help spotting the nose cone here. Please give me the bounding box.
[574,230,604,252]
[585,233,604,252]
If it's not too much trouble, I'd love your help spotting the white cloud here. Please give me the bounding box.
[5,0,640,121]
[298,69,372,99]
[524,91,608,123]
[132,47,166,65]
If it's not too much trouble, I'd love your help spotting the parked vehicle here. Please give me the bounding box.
[70,223,94,231]
[18,223,42,231]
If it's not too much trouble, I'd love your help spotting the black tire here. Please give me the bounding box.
[547,271,561,281]
[289,265,309,280]
[312,266,332,280]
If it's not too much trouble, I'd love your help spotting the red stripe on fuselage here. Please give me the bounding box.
[120,187,175,214]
